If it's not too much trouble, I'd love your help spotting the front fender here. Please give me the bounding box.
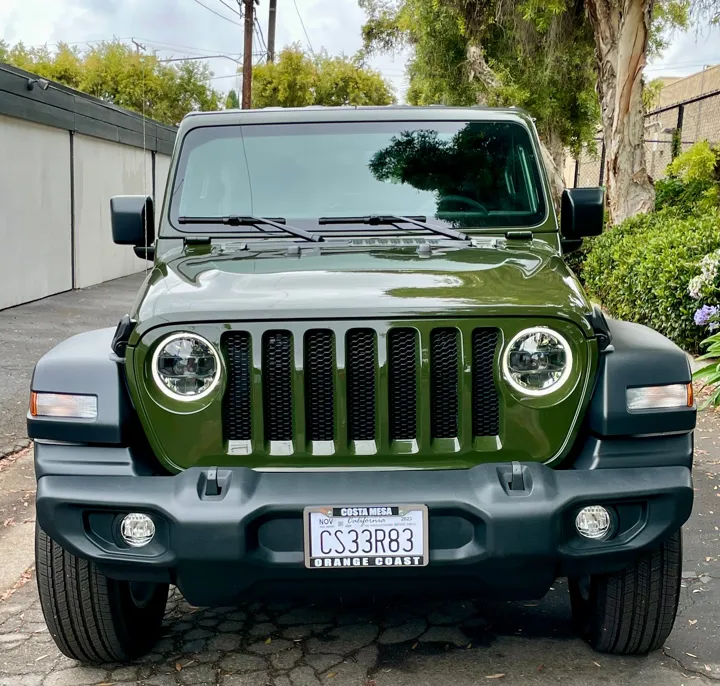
[28,328,136,444]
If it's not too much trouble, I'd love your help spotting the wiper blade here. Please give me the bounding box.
[318,215,469,241]
[178,215,322,242]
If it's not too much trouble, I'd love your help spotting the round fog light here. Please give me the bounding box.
[120,513,155,548]
[575,506,612,540]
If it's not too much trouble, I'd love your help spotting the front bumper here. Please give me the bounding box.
[35,458,693,605]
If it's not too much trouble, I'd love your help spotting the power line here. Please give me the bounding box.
[136,38,242,57]
[190,0,243,26]
[212,0,242,17]
[254,18,267,52]
[292,0,315,55]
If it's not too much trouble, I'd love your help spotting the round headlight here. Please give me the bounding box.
[502,327,572,396]
[151,333,221,401]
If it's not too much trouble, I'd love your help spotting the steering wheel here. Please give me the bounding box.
[437,195,489,214]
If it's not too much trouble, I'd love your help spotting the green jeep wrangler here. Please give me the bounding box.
[28,106,695,663]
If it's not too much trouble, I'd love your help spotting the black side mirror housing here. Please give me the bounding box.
[110,195,155,247]
[561,187,604,240]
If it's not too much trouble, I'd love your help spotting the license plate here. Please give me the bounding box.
[303,504,428,569]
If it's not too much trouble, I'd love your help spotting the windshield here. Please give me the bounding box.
[169,120,546,231]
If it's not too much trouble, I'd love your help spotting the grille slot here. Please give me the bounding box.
[262,331,293,442]
[430,328,459,439]
[223,332,252,441]
[472,329,500,436]
[388,328,418,440]
[346,329,376,441]
[305,330,334,441]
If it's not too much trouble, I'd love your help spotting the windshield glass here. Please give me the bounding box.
[169,120,546,230]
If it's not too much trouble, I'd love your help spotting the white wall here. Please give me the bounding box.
[73,135,154,289]
[0,115,72,310]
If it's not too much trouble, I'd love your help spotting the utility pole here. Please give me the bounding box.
[242,0,254,109]
[267,0,277,63]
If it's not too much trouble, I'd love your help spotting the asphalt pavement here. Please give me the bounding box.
[0,273,146,457]
[0,277,719,684]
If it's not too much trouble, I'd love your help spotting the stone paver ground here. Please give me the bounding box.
[0,569,718,686]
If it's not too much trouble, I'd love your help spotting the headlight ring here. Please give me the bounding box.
[502,327,573,396]
[151,332,221,402]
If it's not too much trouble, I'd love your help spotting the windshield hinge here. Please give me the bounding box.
[505,230,533,240]
[184,236,212,246]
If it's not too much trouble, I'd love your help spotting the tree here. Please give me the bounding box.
[359,0,703,224]
[252,44,395,108]
[360,0,600,203]
[582,0,697,222]
[225,89,240,109]
[1,40,222,126]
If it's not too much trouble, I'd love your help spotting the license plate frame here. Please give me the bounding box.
[303,504,429,570]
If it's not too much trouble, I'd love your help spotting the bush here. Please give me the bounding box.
[582,208,720,352]
[655,141,720,214]
[655,177,716,215]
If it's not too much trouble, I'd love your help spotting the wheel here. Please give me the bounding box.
[35,523,169,663]
[569,529,682,655]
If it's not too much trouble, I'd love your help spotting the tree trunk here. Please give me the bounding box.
[585,0,655,225]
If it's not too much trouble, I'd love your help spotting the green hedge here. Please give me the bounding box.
[581,208,720,352]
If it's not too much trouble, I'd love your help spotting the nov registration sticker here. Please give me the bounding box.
[303,504,429,569]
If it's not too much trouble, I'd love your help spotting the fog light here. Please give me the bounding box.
[575,506,612,540]
[120,513,155,548]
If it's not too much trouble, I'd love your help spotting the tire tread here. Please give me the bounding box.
[35,524,167,663]
[570,530,682,655]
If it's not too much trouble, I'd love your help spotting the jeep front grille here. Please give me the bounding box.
[223,332,252,441]
[388,328,418,441]
[222,323,500,455]
[472,329,500,437]
[346,329,377,442]
[304,330,334,441]
[262,331,293,441]
[430,328,460,439]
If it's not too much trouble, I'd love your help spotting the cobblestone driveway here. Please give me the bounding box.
[1,571,718,686]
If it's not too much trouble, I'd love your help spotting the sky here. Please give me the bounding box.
[0,0,718,103]
[0,0,410,99]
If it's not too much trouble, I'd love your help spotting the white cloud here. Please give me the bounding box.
[646,23,720,79]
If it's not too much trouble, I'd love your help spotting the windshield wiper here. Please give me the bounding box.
[318,215,469,241]
[178,215,322,242]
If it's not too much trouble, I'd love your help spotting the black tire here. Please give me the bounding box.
[569,529,682,655]
[35,523,169,663]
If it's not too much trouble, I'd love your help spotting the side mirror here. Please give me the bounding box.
[110,195,155,247]
[561,187,604,240]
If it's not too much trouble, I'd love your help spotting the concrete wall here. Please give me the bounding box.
[0,63,177,310]
[73,135,155,289]
[0,115,72,310]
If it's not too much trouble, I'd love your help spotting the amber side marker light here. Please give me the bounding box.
[626,383,694,412]
[29,392,98,419]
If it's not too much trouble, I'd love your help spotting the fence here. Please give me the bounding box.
[569,88,720,187]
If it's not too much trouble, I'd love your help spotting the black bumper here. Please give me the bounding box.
[35,455,693,605]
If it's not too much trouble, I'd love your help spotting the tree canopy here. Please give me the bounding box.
[0,40,222,126]
[359,0,706,223]
[360,0,599,160]
[251,45,395,108]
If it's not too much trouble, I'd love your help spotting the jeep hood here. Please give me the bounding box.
[131,242,594,336]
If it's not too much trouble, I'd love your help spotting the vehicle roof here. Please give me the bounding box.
[178,105,536,134]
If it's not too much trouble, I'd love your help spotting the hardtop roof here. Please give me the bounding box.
[177,105,535,134]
